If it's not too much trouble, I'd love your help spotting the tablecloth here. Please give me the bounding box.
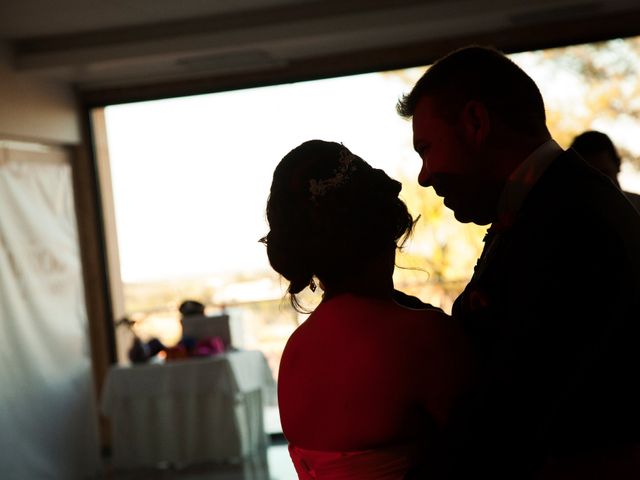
[101,350,277,469]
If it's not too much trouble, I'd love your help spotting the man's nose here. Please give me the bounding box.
[418,164,432,187]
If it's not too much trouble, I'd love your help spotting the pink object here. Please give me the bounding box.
[192,336,225,357]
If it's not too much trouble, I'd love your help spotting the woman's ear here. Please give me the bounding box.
[461,100,490,146]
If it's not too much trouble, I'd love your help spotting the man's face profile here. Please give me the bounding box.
[412,96,497,225]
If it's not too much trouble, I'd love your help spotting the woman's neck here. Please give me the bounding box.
[321,251,395,301]
[323,280,393,301]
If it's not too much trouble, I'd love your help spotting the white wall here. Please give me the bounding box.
[0,44,80,144]
[0,43,100,479]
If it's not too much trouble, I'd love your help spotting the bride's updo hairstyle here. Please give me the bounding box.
[261,140,414,311]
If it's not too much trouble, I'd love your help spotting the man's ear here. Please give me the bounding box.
[461,100,490,146]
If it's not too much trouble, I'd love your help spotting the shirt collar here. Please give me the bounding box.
[496,138,564,222]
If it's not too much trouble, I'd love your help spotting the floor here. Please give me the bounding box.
[104,407,297,480]
[105,435,297,480]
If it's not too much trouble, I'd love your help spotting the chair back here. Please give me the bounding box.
[181,314,232,348]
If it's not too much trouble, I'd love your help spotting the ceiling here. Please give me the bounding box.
[3,0,640,103]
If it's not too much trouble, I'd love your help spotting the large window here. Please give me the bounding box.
[96,36,640,374]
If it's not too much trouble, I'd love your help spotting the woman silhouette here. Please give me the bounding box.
[262,140,470,479]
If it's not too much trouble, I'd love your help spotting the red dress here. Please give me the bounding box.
[288,443,424,479]
[278,294,469,479]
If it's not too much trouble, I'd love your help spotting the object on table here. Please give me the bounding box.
[128,336,166,363]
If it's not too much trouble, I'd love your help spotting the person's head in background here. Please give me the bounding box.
[397,45,551,225]
[570,130,621,187]
[261,140,415,311]
[179,299,205,317]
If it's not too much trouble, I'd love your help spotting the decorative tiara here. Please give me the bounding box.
[308,147,359,200]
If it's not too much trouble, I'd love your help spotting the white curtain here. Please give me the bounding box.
[0,143,100,479]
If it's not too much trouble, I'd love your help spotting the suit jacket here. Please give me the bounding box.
[449,149,640,478]
[625,190,640,213]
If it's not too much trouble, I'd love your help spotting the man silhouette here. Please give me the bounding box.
[570,130,640,212]
[398,46,640,479]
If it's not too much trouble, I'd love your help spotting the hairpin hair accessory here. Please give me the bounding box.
[308,147,359,200]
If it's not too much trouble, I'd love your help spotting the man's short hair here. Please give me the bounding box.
[570,130,621,169]
[397,45,548,135]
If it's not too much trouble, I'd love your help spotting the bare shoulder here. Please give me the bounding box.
[278,318,312,367]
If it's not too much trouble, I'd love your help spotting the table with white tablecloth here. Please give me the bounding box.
[100,350,277,469]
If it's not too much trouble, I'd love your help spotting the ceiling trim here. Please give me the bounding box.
[12,0,424,54]
[78,9,640,108]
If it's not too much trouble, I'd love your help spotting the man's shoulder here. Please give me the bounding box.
[624,190,640,213]
[526,149,636,225]
[392,289,445,312]
[498,150,640,286]
[537,148,609,194]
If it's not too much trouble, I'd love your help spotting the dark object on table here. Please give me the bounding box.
[128,336,166,363]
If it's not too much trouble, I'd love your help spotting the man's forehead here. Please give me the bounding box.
[412,97,438,136]
[414,95,435,115]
